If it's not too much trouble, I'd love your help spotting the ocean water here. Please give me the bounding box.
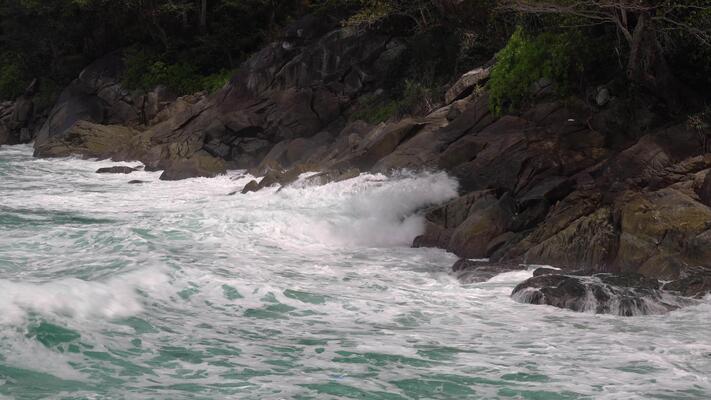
[0,143,710,400]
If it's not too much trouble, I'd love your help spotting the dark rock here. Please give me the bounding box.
[34,121,143,160]
[448,193,515,258]
[445,67,490,104]
[96,166,137,174]
[615,188,711,280]
[511,273,691,316]
[241,180,260,194]
[532,267,562,277]
[451,259,525,284]
[159,151,226,181]
[128,180,148,184]
[664,267,711,298]
[303,168,360,186]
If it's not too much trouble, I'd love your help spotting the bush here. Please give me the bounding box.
[488,27,582,115]
[0,60,28,100]
[201,69,236,93]
[122,49,237,95]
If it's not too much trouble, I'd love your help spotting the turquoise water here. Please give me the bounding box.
[1,144,711,399]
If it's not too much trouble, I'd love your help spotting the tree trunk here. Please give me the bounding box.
[199,0,207,33]
[626,12,682,112]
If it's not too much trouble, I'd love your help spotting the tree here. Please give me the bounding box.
[500,0,711,109]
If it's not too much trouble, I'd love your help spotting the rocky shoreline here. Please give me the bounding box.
[3,15,711,315]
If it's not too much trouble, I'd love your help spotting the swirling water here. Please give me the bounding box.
[0,144,710,400]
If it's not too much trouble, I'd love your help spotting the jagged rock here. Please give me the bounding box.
[35,53,142,144]
[615,188,711,280]
[96,166,137,174]
[663,267,711,298]
[523,208,618,270]
[448,193,515,258]
[303,168,360,186]
[512,273,691,316]
[451,259,525,283]
[445,67,490,104]
[329,119,427,171]
[413,190,495,250]
[241,180,260,194]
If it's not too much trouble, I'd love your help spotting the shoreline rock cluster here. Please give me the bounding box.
[2,15,711,315]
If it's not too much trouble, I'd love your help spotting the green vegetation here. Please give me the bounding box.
[488,28,582,115]
[0,59,27,100]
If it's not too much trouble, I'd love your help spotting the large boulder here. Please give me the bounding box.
[159,151,226,181]
[34,53,162,144]
[33,121,143,160]
[512,273,691,316]
[615,188,711,279]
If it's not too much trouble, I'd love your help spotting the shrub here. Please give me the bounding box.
[201,69,236,93]
[122,49,202,95]
[488,27,582,115]
[0,60,28,100]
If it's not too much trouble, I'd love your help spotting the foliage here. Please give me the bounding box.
[488,27,582,115]
[0,59,27,100]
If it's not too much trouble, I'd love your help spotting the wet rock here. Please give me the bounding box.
[615,188,711,280]
[451,259,525,284]
[159,151,226,181]
[413,190,496,250]
[663,267,711,298]
[512,273,691,316]
[241,180,260,194]
[523,207,618,271]
[96,166,137,174]
[128,180,148,184]
[303,168,360,186]
[34,121,143,160]
[448,193,515,259]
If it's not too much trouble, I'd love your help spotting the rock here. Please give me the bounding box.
[159,151,226,181]
[595,87,611,107]
[532,267,561,277]
[35,53,144,144]
[615,188,711,280]
[696,171,711,207]
[303,168,360,186]
[128,180,148,184]
[451,259,525,283]
[241,180,260,194]
[34,121,143,160]
[523,208,618,271]
[96,166,137,174]
[445,67,490,104]
[413,190,495,250]
[663,267,711,298]
[330,119,427,171]
[512,273,690,316]
[448,193,515,258]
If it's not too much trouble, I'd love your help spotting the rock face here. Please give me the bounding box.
[0,79,44,146]
[512,273,692,316]
[32,17,406,182]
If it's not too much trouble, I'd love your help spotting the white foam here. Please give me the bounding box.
[0,269,169,325]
